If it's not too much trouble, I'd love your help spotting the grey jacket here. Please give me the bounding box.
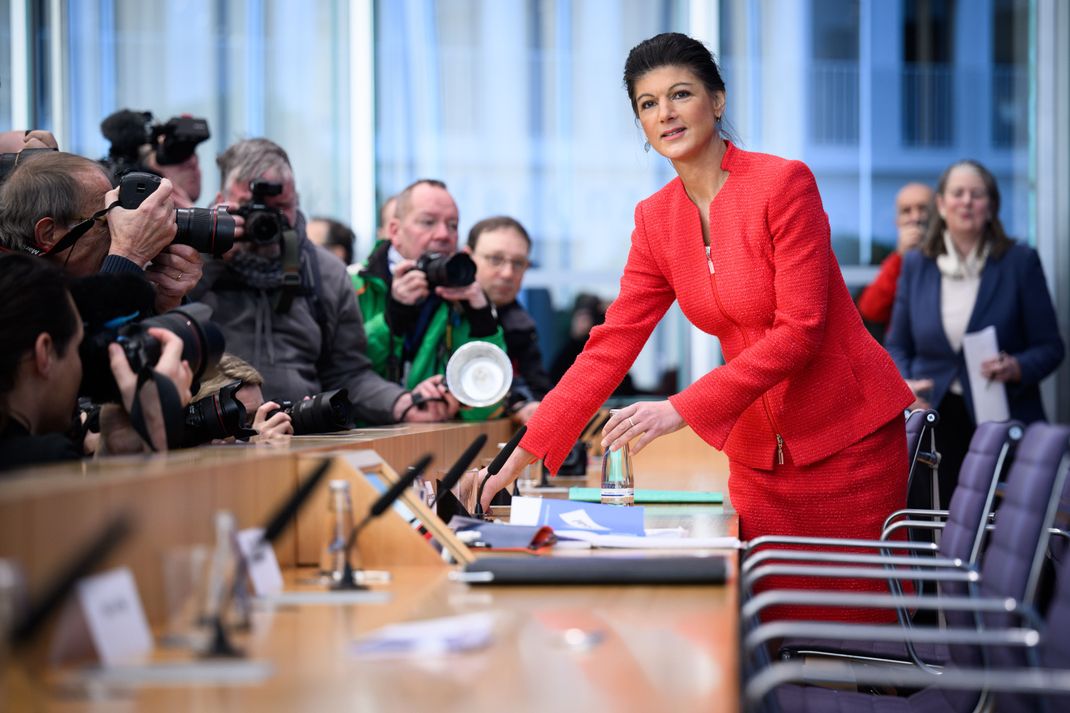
[190,226,405,424]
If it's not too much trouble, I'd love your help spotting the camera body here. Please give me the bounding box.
[415,251,476,289]
[118,171,235,257]
[268,388,351,435]
[79,303,225,404]
[231,179,290,246]
[185,380,257,444]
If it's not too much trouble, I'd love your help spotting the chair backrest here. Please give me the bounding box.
[904,408,940,502]
[938,420,1024,570]
[960,423,1070,670]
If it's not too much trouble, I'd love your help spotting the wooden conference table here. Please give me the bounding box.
[0,421,737,713]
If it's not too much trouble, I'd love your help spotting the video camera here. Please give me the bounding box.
[269,388,351,435]
[100,109,210,182]
[185,380,257,444]
[415,251,476,288]
[118,171,235,257]
[231,179,291,245]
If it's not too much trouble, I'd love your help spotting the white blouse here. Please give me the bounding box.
[937,232,988,395]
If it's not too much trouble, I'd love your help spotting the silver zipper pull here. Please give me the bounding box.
[776,434,784,465]
[705,246,715,274]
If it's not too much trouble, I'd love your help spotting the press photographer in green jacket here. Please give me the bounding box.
[352,180,506,421]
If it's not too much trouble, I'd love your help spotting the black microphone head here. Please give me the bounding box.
[100,109,153,161]
[487,425,527,476]
[438,434,488,495]
[370,454,433,518]
[259,459,331,546]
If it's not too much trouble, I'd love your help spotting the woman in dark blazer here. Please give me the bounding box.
[887,160,1064,506]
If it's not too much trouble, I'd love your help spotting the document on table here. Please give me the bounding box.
[350,612,496,658]
[510,496,740,549]
[962,326,1009,424]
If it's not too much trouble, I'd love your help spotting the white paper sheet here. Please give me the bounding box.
[962,326,1010,424]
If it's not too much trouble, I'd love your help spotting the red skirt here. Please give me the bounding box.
[732,414,909,622]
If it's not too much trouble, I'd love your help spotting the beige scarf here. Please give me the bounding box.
[936,231,988,279]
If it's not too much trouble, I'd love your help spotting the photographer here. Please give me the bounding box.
[467,216,552,424]
[352,179,506,421]
[190,354,293,443]
[0,255,192,472]
[0,151,202,313]
[191,138,446,425]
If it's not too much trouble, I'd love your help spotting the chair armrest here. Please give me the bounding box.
[742,562,975,593]
[881,519,952,539]
[744,535,939,556]
[742,590,1036,627]
[744,620,1038,659]
[741,549,960,576]
[882,508,950,531]
[744,660,1070,711]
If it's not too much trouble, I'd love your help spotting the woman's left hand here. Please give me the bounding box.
[600,400,685,455]
[980,351,1022,383]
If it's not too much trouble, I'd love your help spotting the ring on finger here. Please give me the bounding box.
[628,416,636,429]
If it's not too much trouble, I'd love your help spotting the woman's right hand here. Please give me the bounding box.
[252,401,293,441]
[905,378,934,410]
[478,445,538,513]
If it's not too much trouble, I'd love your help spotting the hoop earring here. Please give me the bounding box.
[643,141,651,153]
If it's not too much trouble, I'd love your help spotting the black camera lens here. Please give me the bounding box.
[185,380,255,444]
[174,207,236,257]
[415,252,476,288]
[285,388,352,435]
[140,303,225,385]
[117,171,234,257]
[244,210,284,245]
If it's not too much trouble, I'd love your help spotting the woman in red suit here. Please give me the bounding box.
[480,33,914,621]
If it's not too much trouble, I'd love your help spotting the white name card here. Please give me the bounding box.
[236,528,284,597]
[79,567,153,665]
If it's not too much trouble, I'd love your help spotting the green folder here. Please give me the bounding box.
[568,487,723,504]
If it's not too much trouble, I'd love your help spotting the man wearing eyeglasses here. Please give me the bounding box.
[467,216,551,425]
[0,151,199,314]
[351,179,506,421]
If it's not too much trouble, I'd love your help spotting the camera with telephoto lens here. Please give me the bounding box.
[269,388,351,435]
[415,252,476,288]
[231,179,290,245]
[79,303,225,405]
[0,148,56,185]
[118,171,236,257]
[185,380,257,444]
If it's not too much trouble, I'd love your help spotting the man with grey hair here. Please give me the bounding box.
[0,150,200,313]
[190,138,451,424]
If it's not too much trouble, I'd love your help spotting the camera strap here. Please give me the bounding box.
[272,227,302,314]
[127,367,186,451]
[21,200,120,258]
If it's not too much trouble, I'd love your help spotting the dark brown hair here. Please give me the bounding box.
[623,33,726,117]
[467,216,531,252]
[920,160,1012,260]
[0,254,80,397]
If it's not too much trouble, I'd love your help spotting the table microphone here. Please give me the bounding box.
[203,458,333,658]
[332,453,434,591]
[429,434,487,508]
[475,425,527,518]
[8,514,133,650]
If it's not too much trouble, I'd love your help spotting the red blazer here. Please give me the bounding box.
[524,142,913,472]
[857,251,903,326]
